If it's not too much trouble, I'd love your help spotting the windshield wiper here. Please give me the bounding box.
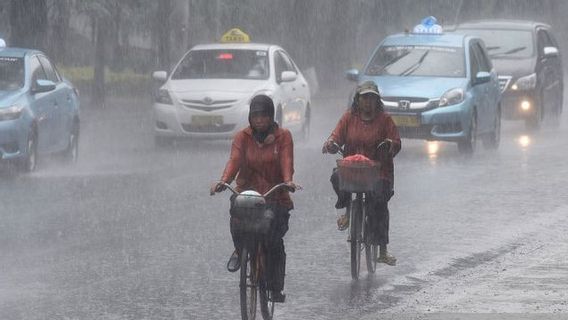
[493,46,527,57]
[399,50,430,76]
[485,46,501,51]
[377,51,411,74]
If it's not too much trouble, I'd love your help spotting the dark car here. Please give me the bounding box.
[455,20,563,129]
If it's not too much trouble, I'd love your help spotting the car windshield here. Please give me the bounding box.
[171,49,269,80]
[0,57,24,91]
[365,45,465,77]
[457,29,534,59]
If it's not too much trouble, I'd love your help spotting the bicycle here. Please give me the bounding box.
[215,182,295,320]
[330,143,385,280]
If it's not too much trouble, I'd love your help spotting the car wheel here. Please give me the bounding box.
[19,130,38,172]
[300,106,311,142]
[275,106,283,127]
[458,112,477,155]
[64,121,79,164]
[483,106,501,150]
[525,91,543,130]
[154,135,173,148]
[549,88,563,127]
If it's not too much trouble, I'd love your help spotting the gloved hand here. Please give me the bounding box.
[376,139,393,154]
[209,181,227,195]
[322,139,339,154]
[284,181,302,192]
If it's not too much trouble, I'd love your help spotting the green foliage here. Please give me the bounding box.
[58,66,151,95]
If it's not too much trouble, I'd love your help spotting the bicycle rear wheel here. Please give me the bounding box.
[364,202,378,273]
[240,246,258,320]
[350,198,362,280]
[259,283,274,320]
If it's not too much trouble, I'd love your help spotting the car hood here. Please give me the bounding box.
[491,58,536,78]
[0,90,25,107]
[365,76,469,99]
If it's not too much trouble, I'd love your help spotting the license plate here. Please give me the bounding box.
[191,115,224,127]
[391,115,420,127]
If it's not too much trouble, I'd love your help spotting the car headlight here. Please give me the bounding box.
[439,88,464,107]
[511,73,536,91]
[0,105,24,121]
[156,88,174,105]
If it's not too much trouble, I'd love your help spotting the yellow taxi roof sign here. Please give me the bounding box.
[220,28,251,43]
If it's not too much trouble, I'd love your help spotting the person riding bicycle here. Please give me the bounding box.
[210,94,297,303]
[322,81,401,266]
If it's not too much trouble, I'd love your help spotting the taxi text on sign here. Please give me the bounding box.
[220,28,250,43]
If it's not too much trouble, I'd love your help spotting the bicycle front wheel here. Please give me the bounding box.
[350,199,362,280]
[240,246,258,320]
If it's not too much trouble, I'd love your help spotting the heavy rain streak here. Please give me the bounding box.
[1,1,568,320]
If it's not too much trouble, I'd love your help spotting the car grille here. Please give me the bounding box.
[498,76,512,93]
[181,123,236,133]
[181,99,237,112]
[382,96,439,111]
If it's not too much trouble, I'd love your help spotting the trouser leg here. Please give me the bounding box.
[330,168,351,209]
[266,206,290,292]
[368,179,392,245]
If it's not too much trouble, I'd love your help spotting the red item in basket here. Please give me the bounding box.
[343,154,373,163]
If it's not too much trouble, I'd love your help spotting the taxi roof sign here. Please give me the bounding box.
[412,16,443,34]
[220,28,251,43]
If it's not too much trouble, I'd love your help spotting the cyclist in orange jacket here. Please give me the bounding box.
[211,94,297,302]
[322,81,401,265]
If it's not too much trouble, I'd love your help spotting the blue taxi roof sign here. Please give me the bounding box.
[412,16,443,34]
[0,38,6,48]
[220,28,251,43]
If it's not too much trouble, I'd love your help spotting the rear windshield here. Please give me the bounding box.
[457,29,534,59]
[365,45,466,78]
[171,49,269,80]
[0,57,24,91]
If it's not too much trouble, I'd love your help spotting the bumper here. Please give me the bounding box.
[500,90,537,120]
[390,102,471,142]
[0,119,26,161]
[153,102,249,140]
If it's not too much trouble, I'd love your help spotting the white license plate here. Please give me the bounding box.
[391,115,420,127]
[191,115,224,127]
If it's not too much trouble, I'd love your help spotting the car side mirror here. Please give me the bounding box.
[543,46,559,58]
[32,79,56,93]
[474,71,491,85]
[280,71,297,83]
[346,69,360,82]
[152,71,168,82]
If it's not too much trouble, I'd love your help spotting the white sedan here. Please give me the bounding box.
[152,42,311,145]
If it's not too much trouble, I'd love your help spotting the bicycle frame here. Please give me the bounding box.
[215,182,294,320]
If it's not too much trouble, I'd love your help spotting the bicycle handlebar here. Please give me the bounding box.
[215,181,297,197]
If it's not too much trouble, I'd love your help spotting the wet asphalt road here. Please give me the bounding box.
[1,90,568,319]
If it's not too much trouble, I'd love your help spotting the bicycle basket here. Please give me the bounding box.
[336,159,381,193]
[230,191,273,235]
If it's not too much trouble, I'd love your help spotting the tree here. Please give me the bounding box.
[9,0,48,50]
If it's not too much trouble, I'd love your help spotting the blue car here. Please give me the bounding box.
[0,45,80,172]
[347,19,501,154]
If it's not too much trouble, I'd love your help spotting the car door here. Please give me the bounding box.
[538,29,562,114]
[273,50,294,127]
[38,55,69,151]
[281,51,309,119]
[474,41,500,132]
[28,55,55,153]
[468,41,489,133]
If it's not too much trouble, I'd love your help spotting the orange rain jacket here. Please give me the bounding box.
[329,110,401,182]
[221,126,294,209]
